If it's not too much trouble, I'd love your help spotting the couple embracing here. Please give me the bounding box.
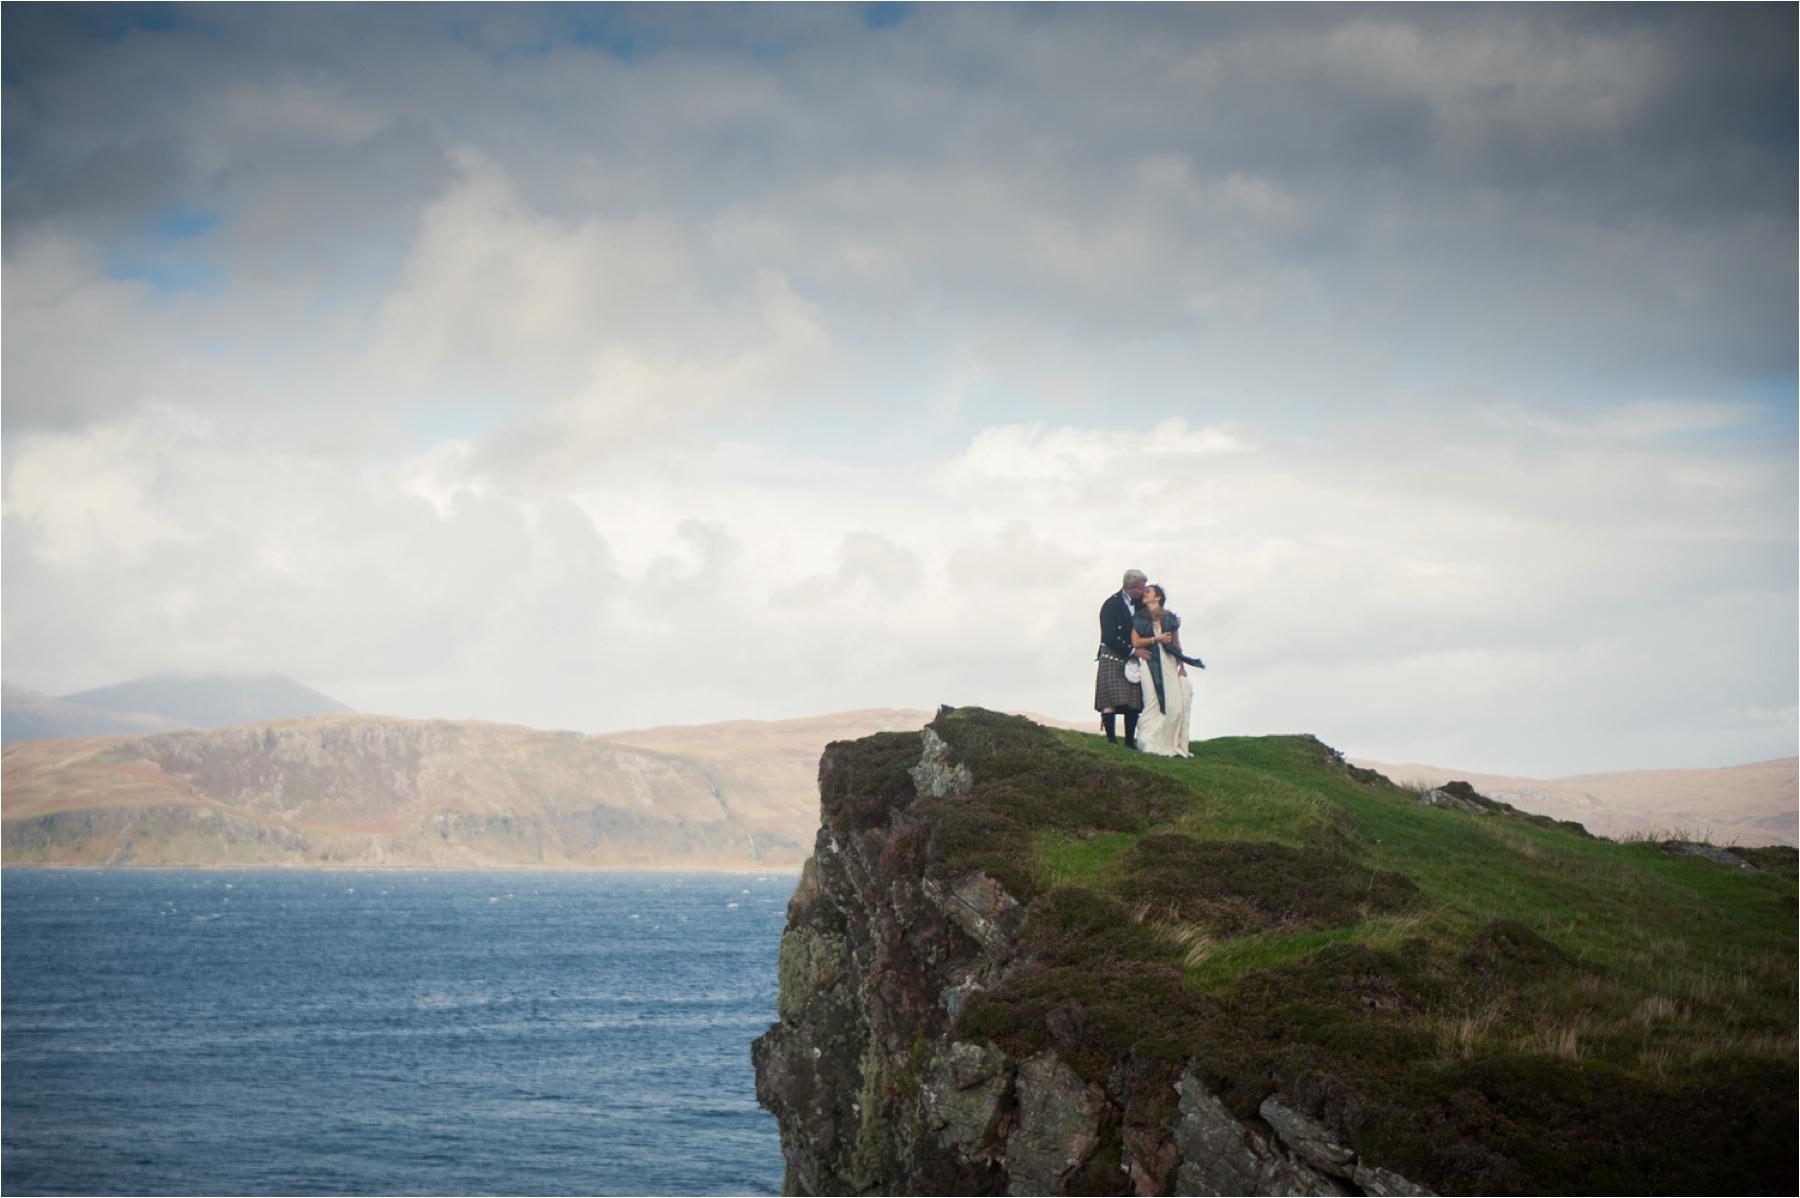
[1094,569,1204,756]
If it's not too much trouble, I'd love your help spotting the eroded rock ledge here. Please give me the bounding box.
[752,712,1430,1196]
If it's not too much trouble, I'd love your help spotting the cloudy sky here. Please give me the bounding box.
[3,3,1794,776]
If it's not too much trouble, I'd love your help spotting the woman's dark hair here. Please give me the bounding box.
[1145,584,1166,604]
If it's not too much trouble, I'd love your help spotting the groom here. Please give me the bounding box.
[1095,569,1151,747]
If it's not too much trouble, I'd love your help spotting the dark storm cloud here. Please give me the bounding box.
[7,4,1791,227]
[4,2,1791,424]
[1,138,191,247]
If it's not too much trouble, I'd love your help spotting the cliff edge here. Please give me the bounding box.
[753,708,1796,1196]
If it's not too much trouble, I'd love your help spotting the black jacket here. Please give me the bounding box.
[1098,592,1136,659]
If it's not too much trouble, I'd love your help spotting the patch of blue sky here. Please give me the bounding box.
[104,251,227,297]
[545,3,853,64]
[71,2,187,40]
[862,4,909,30]
[1735,376,1799,438]
[152,203,221,241]
[102,202,227,295]
[550,5,644,61]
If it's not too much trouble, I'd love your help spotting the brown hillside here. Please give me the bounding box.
[2,715,802,869]
[1353,756,1798,847]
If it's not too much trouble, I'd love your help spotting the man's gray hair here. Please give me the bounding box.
[1122,569,1147,588]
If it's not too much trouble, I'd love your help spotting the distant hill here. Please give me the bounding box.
[2,684,190,743]
[2,714,809,870]
[57,672,352,730]
[0,706,1033,870]
[600,707,940,840]
[1353,755,1798,848]
[10,696,1787,867]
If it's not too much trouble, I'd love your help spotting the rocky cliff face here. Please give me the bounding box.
[753,713,1431,1196]
[753,708,1797,1197]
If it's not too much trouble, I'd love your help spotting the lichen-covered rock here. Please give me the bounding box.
[1258,1097,1357,1178]
[1171,1072,1349,1197]
[1417,787,1489,815]
[924,870,1024,954]
[921,1041,1010,1160]
[753,710,1434,1197]
[1005,1052,1106,1195]
[754,721,1007,1196]
[1415,780,1593,838]
[776,923,849,1021]
[1661,840,1756,870]
[910,727,974,799]
[1123,1124,1180,1196]
[1353,1163,1436,1196]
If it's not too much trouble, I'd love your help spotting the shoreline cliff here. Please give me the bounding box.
[752,708,1796,1196]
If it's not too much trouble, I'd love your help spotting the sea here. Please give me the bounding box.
[1,868,797,1196]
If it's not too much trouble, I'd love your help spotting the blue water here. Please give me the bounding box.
[2,869,796,1196]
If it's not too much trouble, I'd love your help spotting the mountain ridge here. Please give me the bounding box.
[1,683,191,743]
[2,713,804,870]
[1353,754,1798,847]
[57,671,352,729]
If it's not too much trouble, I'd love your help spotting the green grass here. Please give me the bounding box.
[908,709,1797,1195]
[1041,728,1793,1002]
[1036,830,1137,890]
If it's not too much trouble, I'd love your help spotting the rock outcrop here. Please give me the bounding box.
[1657,840,1763,871]
[753,711,1431,1196]
[753,708,1797,1197]
[1415,780,1592,837]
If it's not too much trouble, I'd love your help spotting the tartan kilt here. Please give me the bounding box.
[1094,649,1143,712]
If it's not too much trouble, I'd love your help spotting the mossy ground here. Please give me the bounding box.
[912,709,1796,1195]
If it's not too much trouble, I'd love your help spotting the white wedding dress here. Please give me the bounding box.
[1135,639,1194,757]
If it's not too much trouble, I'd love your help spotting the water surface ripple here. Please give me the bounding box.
[3,869,794,1196]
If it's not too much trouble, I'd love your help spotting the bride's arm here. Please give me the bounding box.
[1131,622,1172,649]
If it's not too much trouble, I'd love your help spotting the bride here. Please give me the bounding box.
[1130,583,1203,756]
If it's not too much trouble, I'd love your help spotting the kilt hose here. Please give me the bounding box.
[1094,648,1143,712]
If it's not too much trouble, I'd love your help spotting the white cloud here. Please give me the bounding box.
[3,397,1792,774]
[365,153,831,486]
[5,409,199,563]
[367,150,694,398]
[2,6,1792,775]
[1,237,183,431]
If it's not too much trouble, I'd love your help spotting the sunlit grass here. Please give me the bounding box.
[1040,725,1796,1077]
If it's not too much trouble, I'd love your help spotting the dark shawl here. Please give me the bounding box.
[1132,610,1202,712]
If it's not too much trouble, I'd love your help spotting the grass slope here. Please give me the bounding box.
[864,709,1795,1195]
